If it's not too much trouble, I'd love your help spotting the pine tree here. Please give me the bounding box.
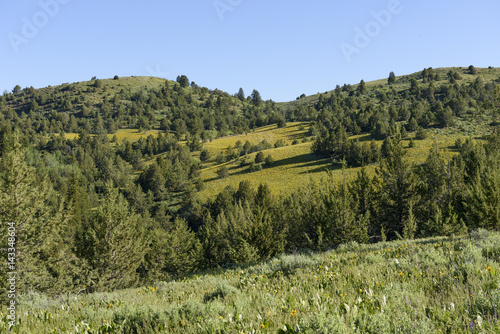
[375,129,420,239]
[464,163,500,230]
[255,151,265,163]
[251,89,262,106]
[388,72,396,85]
[237,88,245,101]
[0,131,73,299]
[322,170,369,246]
[255,183,274,210]
[349,167,374,233]
[402,202,417,239]
[160,218,202,275]
[358,80,367,94]
[75,182,146,291]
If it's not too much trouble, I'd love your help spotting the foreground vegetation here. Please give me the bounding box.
[2,229,499,333]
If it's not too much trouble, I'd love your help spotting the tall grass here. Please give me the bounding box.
[3,230,499,333]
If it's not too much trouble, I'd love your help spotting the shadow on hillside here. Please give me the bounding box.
[269,153,319,168]
[356,134,373,142]
[299,162,341,174]
[285,132,308,140]
[292,158,331,169]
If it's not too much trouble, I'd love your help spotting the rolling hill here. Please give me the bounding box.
[1,66,500,333]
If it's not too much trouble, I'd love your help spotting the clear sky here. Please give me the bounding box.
[1,0,499,102]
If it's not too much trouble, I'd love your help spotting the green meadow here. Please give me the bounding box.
[3,229,499,333]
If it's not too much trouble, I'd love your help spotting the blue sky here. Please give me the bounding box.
[1,0,499,102]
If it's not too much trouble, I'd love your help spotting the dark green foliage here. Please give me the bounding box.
[137,162,168,201]
[279,172,368,251]
[255,151,265,163]
[255,183,274,209]
[74,182,146,291]
[264,154,275,167]
[313,126,377,167]
[374,130,419,239]
[372,121,390,140]
[358,80,367,94]
[415,127,428,140]
[400,126,408,138]
[388,72,396,85]
[274,139,285,148]
[199,202,283,267]
[349,167,375,234]
[217,166,229,179]
[237,87,245,101]
[176,75,190,88]
[407,117,418,132]
[160,218,202,275]
[435,103,455,128]
[0,131,74,298]
[276,115,287,128]
[216,152,226,164]
[463,132,500,230]
[235,180,255,205]
[447,70,462,83]
[188,135,202,152]
[200,149,210,162]
[251,89,262,106]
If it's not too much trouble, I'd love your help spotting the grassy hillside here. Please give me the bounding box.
[279,66,500,110]
[3,74,266,138]
[4,230,499,333]
[195,121,479,198]
[6,76,167,115]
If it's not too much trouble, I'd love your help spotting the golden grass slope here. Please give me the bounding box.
[65,121,486,200]
[64,129,162,142]
[197,122,474,199]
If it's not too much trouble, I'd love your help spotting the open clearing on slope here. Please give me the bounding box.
[65,119,489,199]
[197,122,477,199]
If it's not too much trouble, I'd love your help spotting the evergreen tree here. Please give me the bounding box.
[0,131,73,298]
[388,72,396,85]
[200,149,210,162]
[251,89,262,106]
[374,129,419,239]
[199,201,280,267]
[74,182,146,291]
[264,154,275,167]
[160,218,202,275]
[235,180,255,206]
[321,171,369,246]
[464,160,500,230]
[255,183,274,210]
[237,88,245,101]
[349,167,373,224]
[358,80,367,94]
[402,202,417,239]
[137,162,168,201]
[177,75,190,88]
[255,151,265,163]
[12,85,21,94]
